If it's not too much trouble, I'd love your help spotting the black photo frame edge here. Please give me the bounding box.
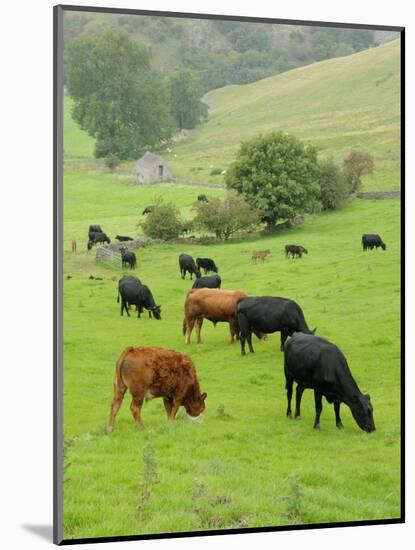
[53,4,405,545]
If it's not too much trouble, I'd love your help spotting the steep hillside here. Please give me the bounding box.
[164,39,400,191]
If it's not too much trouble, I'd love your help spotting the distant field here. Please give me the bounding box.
[63,167,401,538]
[64,39,401,193]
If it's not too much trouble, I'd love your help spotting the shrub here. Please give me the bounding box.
[141,198,182,240]
[319,158,348,210]
[343,150,374,193]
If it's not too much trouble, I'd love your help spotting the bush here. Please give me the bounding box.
[141,199,182,241]
[319,158,348,210]
[343,150,374,193]
[192,191,261,240]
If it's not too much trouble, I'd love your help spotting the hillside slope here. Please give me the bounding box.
[165,39,400,191]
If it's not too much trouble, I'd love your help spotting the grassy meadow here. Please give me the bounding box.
[63,170,401,539]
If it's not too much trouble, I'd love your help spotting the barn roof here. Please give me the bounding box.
[136,151,167,169]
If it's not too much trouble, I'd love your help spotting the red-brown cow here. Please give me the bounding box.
[183,288,248,344]
[106,346,207,433]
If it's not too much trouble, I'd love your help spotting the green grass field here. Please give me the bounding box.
[63,170,401,539]
[64,39,401,192]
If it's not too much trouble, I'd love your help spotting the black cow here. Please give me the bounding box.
[117,276,161,319]
[115,235,134,242]
[88,224,103,237]
[196,257,218,274]
[87,231,111,250]
[179,253,201,280]
[197,194,208,202]
[120,247,136,269]
[362,234,386,251]
[285,245,308,258]
[192,274,222,289]
[236,296,316,355]
[284,332,375,432]
[142,206,154,215]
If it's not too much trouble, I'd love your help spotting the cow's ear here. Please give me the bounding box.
[312,327,317,334]
[364,394,371,401]
[201,392,207,400]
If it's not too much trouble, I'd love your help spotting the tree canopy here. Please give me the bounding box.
[226,131,321,229]
[66,28,174,160]
[343,150,374,193]
[169,69,208,129]
[192,191,261,240]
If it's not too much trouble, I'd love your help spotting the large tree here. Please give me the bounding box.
[66,28,174,160]
[226,131,321,229]
[169,69,208,129]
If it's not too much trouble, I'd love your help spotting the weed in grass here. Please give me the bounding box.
[136,442,159,515]
[217,403,232,418]
[281,474,306,524]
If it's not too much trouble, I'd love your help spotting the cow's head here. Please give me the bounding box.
[381,243,386,250]
[87,240,93,250]
[151,305,162,320]
[350,394,375,432]
[195,268,202,279]
[185,391,207,423]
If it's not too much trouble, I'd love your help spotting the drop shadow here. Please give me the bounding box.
[21,524,53,542]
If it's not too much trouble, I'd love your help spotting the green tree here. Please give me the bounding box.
[67,28,174,160]
[226,131,321,230]
[141,198,182,240]
[319,158,348,210]
[343,150,374,193]
[169,69,208,129]
[192,191,261,240]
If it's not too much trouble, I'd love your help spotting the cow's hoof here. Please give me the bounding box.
[336,422,344,429]
[286,412,292,419]
[106,426,113,434]
[314,425,320,431]
[295,415,301,421]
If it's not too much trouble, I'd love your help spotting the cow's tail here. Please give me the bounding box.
[117,288,120,303]
[114,346,134,392]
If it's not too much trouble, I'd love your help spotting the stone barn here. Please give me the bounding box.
[135,151,172,184]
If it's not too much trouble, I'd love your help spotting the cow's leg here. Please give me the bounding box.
[195,318,203,344]
[130,396,144,429]
[246,330,254,353]
[313,390,323,430]
[168,399,181,421]
[334,400,343,429]
[295,384,305,419]
[280,329,288,351]
[185,319,195,344]
[106,382,127,434]
[163,397,173,419]
[285,374,293,419]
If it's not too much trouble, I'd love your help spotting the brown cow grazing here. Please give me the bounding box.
[106,346,207,433]
[183,288,248,344]
[71,240,77,253]
[252,249,270,263]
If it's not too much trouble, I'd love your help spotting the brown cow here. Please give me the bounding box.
[71,240,77,253]
[252,249,270,263]
[106,346,207,433]
[183,288,248,344]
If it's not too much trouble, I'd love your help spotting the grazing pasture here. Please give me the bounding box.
[63,169,400,539]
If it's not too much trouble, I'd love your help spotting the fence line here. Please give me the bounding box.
[96,247,122,269]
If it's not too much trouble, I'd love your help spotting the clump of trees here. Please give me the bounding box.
[169,69,208,129]
[192,191,261,240]
[226,131,374,223]
[140,198,183,240]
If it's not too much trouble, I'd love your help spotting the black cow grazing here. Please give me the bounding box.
[197,194,208,202]
[180,222,193,236]
[362,234,386,251]
[120,247,137,269]
[192,274,222,289]
[285,245,308,259]
[87,231,111,250]
[118,276,161,319]
[179,253,201,280]
[196,257,218,274]
[115,235,134,242]
[284,333,375,432]
[236,296,316,355]
[142,205,154,215]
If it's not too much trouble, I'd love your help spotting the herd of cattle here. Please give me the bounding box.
[101,228,387,436]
